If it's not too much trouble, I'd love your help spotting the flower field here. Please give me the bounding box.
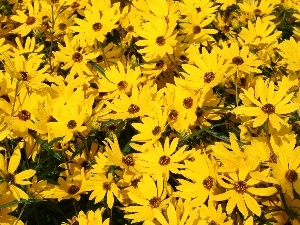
[1,0,300,224]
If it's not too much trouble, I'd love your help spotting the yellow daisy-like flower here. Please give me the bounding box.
[10,1,42,37]
[233,79,299,130]
[0,146,36,200]
[214,158,277,217]
[63,208,109,225]
[124,174,169,223]
[87,173,122,208]
[53,35,98,80]
[176,151,217,207]
[136,17,177,59]
[278,37,300,72]
[137,137,190,181]
[71,0,120,46]
[41,169,86,201]
[271,140,300,199]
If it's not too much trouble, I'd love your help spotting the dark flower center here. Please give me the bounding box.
[18,110,31,121]
[127,25,134,32]
[149,197,161,208]
[156,36,166,46]
[285,169,298,183]
[103,182,111,191]
[118,81,128,90]
[232,56,244,65]
[70,2,80,8]
[26,16,36,25]
[21,71,28,81]
[234,180,248,194]
[155,60,164,69]
[193,26,201,34]
[169,110,178,120]
[93,22,102,32]
[122,155,135,166]
[152,126,161,135]
[261,103,275,114]
[68,185,80,194]
[59,23,67,31]
[128,104,140,114]
[203,176,213,190]
[204,72,216,83]
[5,173,15,184]
[67,120,77,129]
[183,97,193,109]
[159,155,170,165]
[131,177,141,188]
[72,52,83,62]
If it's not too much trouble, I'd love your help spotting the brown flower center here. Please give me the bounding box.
[51,0,59,3]
[127,25,134,32]
[169,110,178,120]
[96,55,103,63]
[196,7,201,12]
[149,197,161,208]
[159,155,170,165]
[232,56,244,65]
[67,120,77,129]
[155,60,164,69]
[203,176,213,190]
[285,169,298,183]
[222,25,230,33]
[183,97,193,109]
[152,126,161,135]
[1,94,10,103]
[18,110,31,121]
[131,177,141,188]
[122,155,135,166]
[26,16,36,25]
[103,182,111,191]
[234,180,248,194]
[261,103,275,114]
[193,26,201,34]
[68,185,80,194]
[204,72,216,83]
[72,52,83,62]
[269,154,277,163]
[92,22,102,32]
[254,8,262,16]
[179,55,188,61]
[156,36,166,46]
[128,104,140,114]
[5,173,15,184]
[21,71,28,81]
[72,221,79,225]
[118,81,128,90]
[58,23,67,31]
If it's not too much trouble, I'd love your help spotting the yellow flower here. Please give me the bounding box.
[0,145,36,200]
[71,0,120,46]
[0,192,24,225]
[137,137,189,181]
[63,208,109,225]
[97,61,144,100]
[271,140,300,199]
[278,37,300,72]
[238,18,281,50]
[136,17,177,59]
[199,203,233,225]
[87,173,122,208]
[42,169,86,201]
[53,35,98,80]
[10,1,42,37]
[124,175,169,223]
[176,151,217,207]
[233,79,299,130]
[214,158,277,217]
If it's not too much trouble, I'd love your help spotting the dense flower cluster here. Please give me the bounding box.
[1,0,300,224]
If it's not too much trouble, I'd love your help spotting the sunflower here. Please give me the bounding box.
[0,145,36,200]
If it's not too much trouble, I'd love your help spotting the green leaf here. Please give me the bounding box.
[0,199,45,210]
[101,119,123,129]
[88,61,110,81]
[29,131,64,161]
